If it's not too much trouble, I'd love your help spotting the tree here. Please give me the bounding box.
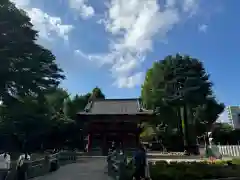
[89,87,105,101]
[0,0,64,104]
[0,0,65,151]
[45,88,69,113]
[0,95,53,151]
[141,54,224,153]
[141,61,179,128]
[65,93,91,119]
[194,98,225,136]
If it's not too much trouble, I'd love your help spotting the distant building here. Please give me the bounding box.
[227,106,240,129]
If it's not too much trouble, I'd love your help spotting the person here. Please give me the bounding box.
[17,152,30,180]
[133,144,146,180]
[109,141,116,153]
[4,152,10,169]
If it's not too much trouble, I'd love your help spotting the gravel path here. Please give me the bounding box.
[31,157,112,180]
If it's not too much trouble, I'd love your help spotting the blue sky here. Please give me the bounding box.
[11,0,239,121]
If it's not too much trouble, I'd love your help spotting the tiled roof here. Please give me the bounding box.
[78,98,153,115]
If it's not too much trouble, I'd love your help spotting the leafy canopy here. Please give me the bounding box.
[0,0,64,103]
[141,54,224,137]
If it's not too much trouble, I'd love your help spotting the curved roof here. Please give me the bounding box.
[78,98,153,115]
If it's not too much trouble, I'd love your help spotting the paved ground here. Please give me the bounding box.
[32,157,112,180]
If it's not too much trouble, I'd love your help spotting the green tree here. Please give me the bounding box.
[89,87,105,101]
[65,93,91,119]
[194,98,225,136]
[0,0,64,103]
[45,88,69,113]
[141,54,223,152]
[213,122,233,133]
[0,0,65,151]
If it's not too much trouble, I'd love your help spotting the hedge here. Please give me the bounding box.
[125,159,240,180]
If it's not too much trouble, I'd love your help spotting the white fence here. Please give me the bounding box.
[217,145,240,157]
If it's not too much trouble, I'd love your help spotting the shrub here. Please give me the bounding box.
[232,158,240,165]
[149,161,240,180]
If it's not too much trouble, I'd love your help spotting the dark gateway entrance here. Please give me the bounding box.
[77,98,154,155]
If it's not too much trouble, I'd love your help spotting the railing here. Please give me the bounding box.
[27,152,60,178]
[107,150,127,180]
[217,145,240,157]
[2,151,82,180]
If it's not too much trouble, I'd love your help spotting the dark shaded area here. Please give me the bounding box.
[213,129,240,145]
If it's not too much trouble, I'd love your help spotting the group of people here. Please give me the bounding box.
[108,142,149,180]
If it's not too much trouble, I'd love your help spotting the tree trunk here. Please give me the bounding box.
[176,107,184,151]
[181,105,190,155]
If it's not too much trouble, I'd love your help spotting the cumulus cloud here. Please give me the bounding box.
[11,0,202,89]
[10,0,74,41]
[75,0,200,88]
[182,0,199,14]
[113,72,144,88]
[68,0,95,19]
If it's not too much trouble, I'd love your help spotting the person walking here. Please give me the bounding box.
[133,144,146,180]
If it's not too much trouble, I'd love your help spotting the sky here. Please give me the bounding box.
[10,0,240,122]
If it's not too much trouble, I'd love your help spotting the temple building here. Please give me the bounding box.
[77,98,154,155]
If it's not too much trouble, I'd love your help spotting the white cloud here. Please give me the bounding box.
[114,72,144,88]
[68,0,95,19]
[198,24,208,33]
[10,0,73,41]
[28,8,74,41]
[78,0,199,88]
[182,0,198,15]
[11,0,30,7]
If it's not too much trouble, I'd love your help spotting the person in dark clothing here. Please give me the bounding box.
[109,141,116,153]
[133,144,146,180]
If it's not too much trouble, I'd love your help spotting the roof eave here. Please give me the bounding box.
[77,112,154,116]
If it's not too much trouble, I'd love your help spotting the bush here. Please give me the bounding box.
[149,161,240,180]
[232,158,240,165]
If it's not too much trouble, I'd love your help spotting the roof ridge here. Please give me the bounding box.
[93,98,139,101]
[84,101,93,112]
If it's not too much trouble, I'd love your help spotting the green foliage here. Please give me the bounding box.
[140,124,156,141]
[148,161,240,180]
[141,54,224,148]
[0,0,64,103]
[232,158,240,165]
[89,86,105,101]
[194,98,225,135]
[212,127,240,145]
[65,93,90,119]
[45,88,69,114]
[125,160,240,180]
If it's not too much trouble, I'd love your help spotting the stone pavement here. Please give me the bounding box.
[32,157,112,180]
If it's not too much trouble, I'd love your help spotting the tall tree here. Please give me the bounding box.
[0,0,64,104]
[141,54,224,152]
[0,1,65,151]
